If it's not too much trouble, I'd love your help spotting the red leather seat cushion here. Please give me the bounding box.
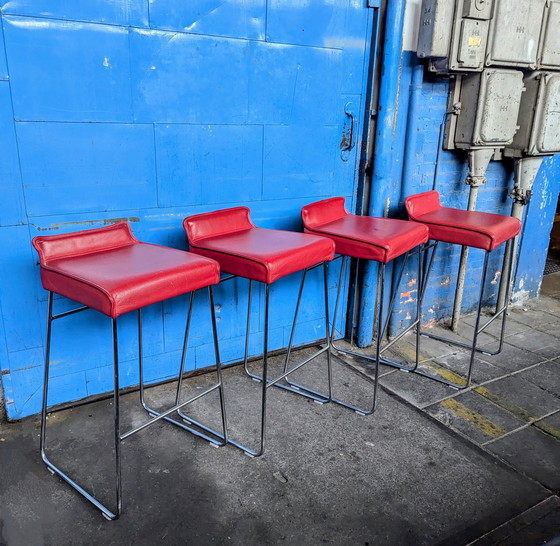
[33,222,220,318]
[405,191,521,251]
[184,208,335,284]
[302,197,429,263]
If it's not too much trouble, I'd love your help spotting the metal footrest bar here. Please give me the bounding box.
[287,247,424,414]
[138,287,228,447]
[124,383,222,441]
[242,267,332,404]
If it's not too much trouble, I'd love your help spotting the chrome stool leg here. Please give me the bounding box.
[41,292,122,520]
[243,264,333,403]
[225,262,333,457]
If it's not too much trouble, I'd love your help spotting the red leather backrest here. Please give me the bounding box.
[404,190,442,220]
[32,221,137,264]
[183,207,255,245]
[301,197,348,229]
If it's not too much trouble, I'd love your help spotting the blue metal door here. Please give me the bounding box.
[0,0,377,419]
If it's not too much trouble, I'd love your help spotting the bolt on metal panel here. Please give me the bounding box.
[486,0,546,68]
[538,1,560,69]
[454,68,524,148]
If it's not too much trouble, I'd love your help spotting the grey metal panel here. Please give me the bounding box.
[417,0,454,58]
[462,0,493,19]
[539,1,560,69]
[535,74,560,153]
[506,72,560,156]
[486,0,546,68]
[456,19,489,69]
[454,69,524,148]
[478,70,524,143]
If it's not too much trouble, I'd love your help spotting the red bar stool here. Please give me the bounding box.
[32,222,228,519]
[405,190,521,388]
[301,197,429,412]
[183,207,335,457]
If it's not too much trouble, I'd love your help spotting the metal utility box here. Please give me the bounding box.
[417,0,455,58]
[505,72,560,157]
[454,68,525,148]
[538,0,560,69]
[420,0,493,73]
[486,0,546,69]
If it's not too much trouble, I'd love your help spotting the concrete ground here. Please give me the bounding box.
[1,274,559,545]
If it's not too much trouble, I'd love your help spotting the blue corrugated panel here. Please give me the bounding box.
[262,125,338,200]
[248,41,342,125]
[130,29,250,124]
[0,226,44,355]
[1,0,149,27]
[341,1,372,95]
[155,124,263,208]
[4,16,133,122]
[17,122,157,217]
[0,21,8,79]
[149,0,266,40]
[266,0,347,48]
[0,82,26,226]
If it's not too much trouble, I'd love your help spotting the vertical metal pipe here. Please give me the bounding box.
[497,156,544,310]
[358,0,408,348]
[451,185,479,332]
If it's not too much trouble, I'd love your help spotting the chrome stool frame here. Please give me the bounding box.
[40,287,227,519]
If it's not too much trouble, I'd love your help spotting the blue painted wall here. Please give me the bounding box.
[0,0,374,419]
[1,0,558,419]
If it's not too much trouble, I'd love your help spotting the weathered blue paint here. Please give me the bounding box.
[149,0,266,40]
[0,1,374,420]
[4,16,134,122]
[2,0,149,27]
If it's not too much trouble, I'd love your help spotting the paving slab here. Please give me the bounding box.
[484,426,560,493]
[516,361,560,399]
[426,391,525,444]
[477,343,548,375]
[503,330,560,360]
[468,496,560,546]
[474,375,560,423]
[0,355,550,546]
[534,411,560,440]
